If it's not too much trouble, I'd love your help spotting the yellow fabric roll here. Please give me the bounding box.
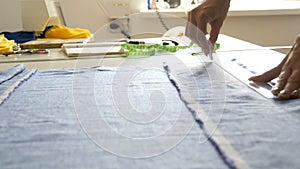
[45,25,91,39]
[0,34,16,52]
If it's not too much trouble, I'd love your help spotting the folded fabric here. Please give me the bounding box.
[0,64,25,85]
[0,34,16,52]
[0,31,36,44]
[42,25,91,39]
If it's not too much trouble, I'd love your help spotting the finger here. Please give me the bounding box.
[186,8,200,39]
[186,9,205,42]
[277,81,300,99]
[185,11,194,38]
[197,11,208,35]
[291,88,300,99]
[187,9,193,22]
[277,70,300,99]
[209,19,223,44]
[185,21,193,39]
[186,10,209,55]
[186,21,200,45]
[190,5,209,34]
[271,68,292,96]
[248,66,281,82]
[196,26,210,55]
[194,9,212,55]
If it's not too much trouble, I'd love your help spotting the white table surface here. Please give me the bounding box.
[0,34,287,71]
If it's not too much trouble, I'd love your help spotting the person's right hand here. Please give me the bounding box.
[185,0,230,45]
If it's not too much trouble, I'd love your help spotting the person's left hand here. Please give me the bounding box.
[249,35,300,99]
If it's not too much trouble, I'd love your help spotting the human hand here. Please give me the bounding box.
[185,0,230,45]
[249,35,300,99]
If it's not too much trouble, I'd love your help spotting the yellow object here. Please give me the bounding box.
[0,34,16,52]
[45,25,91,39]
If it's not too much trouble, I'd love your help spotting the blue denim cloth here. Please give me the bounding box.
[173,62,300,169]
[1,63,300,169]
[0,64,227,169]
[0,64,25,85]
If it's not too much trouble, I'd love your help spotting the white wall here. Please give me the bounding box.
[0,0,23,32]
[0,0,61,32]
[59,0,148,34]
[59,0,110,33]
[222,15,300,47]
[1,0,299,48]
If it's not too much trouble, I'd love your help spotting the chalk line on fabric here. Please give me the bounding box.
[163,64,252,169]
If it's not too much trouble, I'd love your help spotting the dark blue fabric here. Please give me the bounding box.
[0,25,55,43]
[1,31,36,43]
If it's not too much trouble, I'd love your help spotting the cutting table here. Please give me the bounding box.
[0,35,299,169]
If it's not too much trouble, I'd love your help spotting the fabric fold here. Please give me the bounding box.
[0,64,26,85]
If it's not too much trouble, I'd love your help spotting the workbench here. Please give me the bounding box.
[0,35,299,169]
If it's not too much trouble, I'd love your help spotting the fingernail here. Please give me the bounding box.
[271,87,280,95]
[278,90,289,100]
[248,77,254,81]
[292,90,300,98]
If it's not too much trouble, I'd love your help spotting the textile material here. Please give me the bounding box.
[170,60,300,169]
[0,64,227,169]
[43,25,91,39]
[0,34,17,52]
[0,64,30,99]
[1,59,300,169]
[0,64,25,84]
[0,31,36,44]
